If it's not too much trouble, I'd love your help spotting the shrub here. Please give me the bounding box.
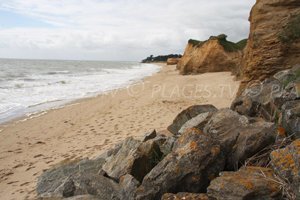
[188,39,202,47]
[189,35,247,52]
[218,37,247,52]
[279,14,300,43]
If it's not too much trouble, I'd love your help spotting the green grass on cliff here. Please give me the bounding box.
[279,14,300,43]
[188,35,247,52]
[217,35,248,52]
[188,39,203,47]
[236,39,248,50]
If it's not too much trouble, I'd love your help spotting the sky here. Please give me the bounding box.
[0,0,256,61]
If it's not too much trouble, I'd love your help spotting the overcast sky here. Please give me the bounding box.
[0,0,256,61]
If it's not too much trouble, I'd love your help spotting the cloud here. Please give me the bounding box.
[0,0,256,61]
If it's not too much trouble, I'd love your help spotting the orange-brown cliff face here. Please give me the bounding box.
[177,35,245,75]
[241,0,300,88]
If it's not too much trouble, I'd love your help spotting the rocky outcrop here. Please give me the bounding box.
[207,167,281,200]
[240,0,300,91]
[177,35,246,75]
[270,139,300,199]
[232,65,300,138]
[167,58,180,65]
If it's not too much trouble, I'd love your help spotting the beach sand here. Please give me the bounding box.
[0,64,240,200]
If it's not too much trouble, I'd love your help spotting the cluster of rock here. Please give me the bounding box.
[141,55,182,64]
[37,65,300,199]
[176,34,246,75]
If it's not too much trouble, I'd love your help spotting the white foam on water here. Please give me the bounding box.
[0,60,160,124]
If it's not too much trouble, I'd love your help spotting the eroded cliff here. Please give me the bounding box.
[241,0,300,89]
[177,35,246,75]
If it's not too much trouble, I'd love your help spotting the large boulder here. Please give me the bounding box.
[167,58,180,65]
[270,139,300,199]
[102,137,163,182]
[135,128,225,200]
[233,65,300,120]
[102,137,141,181]
[161,193,209,200]
[167,104,218,135]
[204,109,276,169]
[178,112,214,135]
[207,167,281,200]
[37,158,119,200]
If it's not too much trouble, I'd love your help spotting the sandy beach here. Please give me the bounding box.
[0,64,240,200]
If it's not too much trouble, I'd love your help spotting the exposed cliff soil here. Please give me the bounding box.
[177,35,246,75]
[240,0,300,92]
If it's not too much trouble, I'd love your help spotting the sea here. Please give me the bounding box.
[0,59,160,124]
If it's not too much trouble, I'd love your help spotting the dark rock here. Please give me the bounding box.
[281,100,300,138]
[207,167,281,200]
[135,128,225,200]
[63,179,76,197]
[228,121,276,169]
[142,130,157,142]
[102,137,164,182]
[204,109,276,169]
[270,139,300,199]
[168,105,218,135]
[178,112,214,135]
[203,109,249,155]
[39,173,120,199]
[105,142,123,158]
[151,134,176,156]
[37,157,106,197]
[131,140,164,182]
[161,193,209,200]
[102,137,141,181]
[120,174,140,200]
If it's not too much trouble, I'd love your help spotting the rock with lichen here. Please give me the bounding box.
[135,128,225,200]
[207,167,281,200]
[270,139,300,199]
[204,109,276,169]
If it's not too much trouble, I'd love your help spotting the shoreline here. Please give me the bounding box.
[0,64,240,199]
[0,63,162,127]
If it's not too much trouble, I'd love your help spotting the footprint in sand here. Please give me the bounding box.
[26,166,35,171]
[20,182,30,186]
[13,164,24,169]
[7,180,19,185]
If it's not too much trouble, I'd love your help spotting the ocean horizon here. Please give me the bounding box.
[0,58,160,124]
